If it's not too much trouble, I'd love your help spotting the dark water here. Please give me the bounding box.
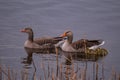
[0,0,120,79]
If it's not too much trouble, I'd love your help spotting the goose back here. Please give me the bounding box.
[34,37,63,45]
[71,39,103,50]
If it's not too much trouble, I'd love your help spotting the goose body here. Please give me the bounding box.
[21,27,63,49]
[56,31,105,52]
[24,40,40,48]
[61,40,76,52]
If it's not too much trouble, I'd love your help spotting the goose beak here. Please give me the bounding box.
[20,29,26,32]
[60,33,66,37]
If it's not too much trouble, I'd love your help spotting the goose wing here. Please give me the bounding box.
[71,39,104,50]
[34,37,63,45]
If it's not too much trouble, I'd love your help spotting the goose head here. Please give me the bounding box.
[60,31,73,44]
[21,27,33,34]
[21,27,34,42]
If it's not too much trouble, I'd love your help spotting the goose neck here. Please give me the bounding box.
[67,35,73,44]
[28,32,34,42]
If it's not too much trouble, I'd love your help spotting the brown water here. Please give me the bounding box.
[0,0,120,79]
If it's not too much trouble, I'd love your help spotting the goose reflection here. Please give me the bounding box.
[22,47,59,66]
[21,46,108,80]
[22,48,33,66]
[22,47,108,66]
[59,48,108,80]
[58,47,108,62]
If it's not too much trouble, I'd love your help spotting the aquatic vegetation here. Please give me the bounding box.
[85,48,108,56]
[0,45,116,80]
[0,62,120,80]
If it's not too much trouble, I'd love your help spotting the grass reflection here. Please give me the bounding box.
[1,47,119,80]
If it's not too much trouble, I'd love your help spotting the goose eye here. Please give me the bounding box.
[65,31,70,35]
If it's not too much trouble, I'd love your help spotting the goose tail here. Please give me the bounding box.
[89,40,105,50]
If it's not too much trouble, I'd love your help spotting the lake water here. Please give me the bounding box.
[0,0,120,79]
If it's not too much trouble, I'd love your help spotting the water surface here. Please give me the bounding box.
[0,0,120,79]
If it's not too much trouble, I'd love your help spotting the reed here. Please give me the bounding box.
[0,66,2,80]
[0,59,119,80]
[95,62,98,80]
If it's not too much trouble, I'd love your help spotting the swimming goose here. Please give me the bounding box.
[21,27,63,49]
[56,31,105,52]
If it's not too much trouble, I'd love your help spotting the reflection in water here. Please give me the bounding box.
[0,47,112,80]
[22,47,108,66]
[22,47,57,66]
[22,48,33,66]
[56,47,108,80]
[21,47,108,80]
[60,48,108,62]
[22,47,37,80]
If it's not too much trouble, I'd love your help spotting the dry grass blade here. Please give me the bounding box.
[52,72,55,80]
[0,65,2,80]
[0,66,9,80]
[55,47,59,77]
[96,63,98,80]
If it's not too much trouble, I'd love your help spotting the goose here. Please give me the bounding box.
[21,27,63,49]
[55,31,105,52]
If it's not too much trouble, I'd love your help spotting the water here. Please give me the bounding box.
[0,0,120,79]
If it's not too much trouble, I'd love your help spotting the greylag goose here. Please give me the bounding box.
[21,27,63,49]
[56,31,105,52]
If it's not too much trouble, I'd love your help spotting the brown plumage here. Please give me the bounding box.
[21,27,63,49]
[58,31,105,52]
[34,37,63,45]
[71,39,103,50]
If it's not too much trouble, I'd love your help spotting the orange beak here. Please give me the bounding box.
[20,29,26,32]
[60,33,66,37]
